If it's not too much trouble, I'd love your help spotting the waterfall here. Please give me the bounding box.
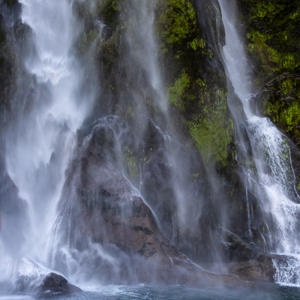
[2,0,300,293]
[1,0,96,289]
[219,0,300,286]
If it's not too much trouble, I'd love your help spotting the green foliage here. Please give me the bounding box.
[98,0,118,28]
[155,0,213,59]
[248,30,299,75]
[189,38,206,51]
[255,2,284,20]
[78,30,99,54]
[78,0,234,170]
[154,0,233,168]
[187,90,233,167]
[122,147,139,184]
[169,71,190,111]
[261,74,300,144]
[239,0,300,149]
[263,99,300,142]
[156,0,197,48]
[241,0,300,81]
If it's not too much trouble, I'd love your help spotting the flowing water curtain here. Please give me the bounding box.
[219,0,300,284]
[1,0,97,287]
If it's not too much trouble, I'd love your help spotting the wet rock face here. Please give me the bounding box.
[55,120,249,286]
[223,231,276,281]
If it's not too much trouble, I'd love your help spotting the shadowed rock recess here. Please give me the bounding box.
[1,0,300,293]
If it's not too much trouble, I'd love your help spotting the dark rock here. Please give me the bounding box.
[223,230,280,281]
[14,266,81,298]
[40,273,82,295]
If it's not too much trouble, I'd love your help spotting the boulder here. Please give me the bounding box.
[14,265,81,297]
[40,273,82,295]
[223,230,288,282]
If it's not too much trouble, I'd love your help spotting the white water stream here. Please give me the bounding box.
[1,0,95,289]
[219,0,300,286]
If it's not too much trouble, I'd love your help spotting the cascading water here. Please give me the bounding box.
[2,0,300,297]
[121,0,222,267]
[1,0,96,291]
[219,0,300,286]
[48,0,215,283]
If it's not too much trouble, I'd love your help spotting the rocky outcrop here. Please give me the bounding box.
[222,231,287,282]
[40,273,81,296]
[14,264,81,297]
[54,120,251,286]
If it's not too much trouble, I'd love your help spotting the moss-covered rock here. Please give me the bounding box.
[233,0,300,247]
[237,0,300,82]
[154,0,234,168]
[259,73,300,145]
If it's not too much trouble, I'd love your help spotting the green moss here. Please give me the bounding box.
[98,0,118,28]
[98,28,119,63]
[126,106,134,118]
[255,2,284,20]
[264,100,300,137]
[239,1,300,149]
[156,0,197,48]
[123,147,139,183]
[241,0,300,81]
[189,38,205,51]
[169,71,190,111]
[155,0,213,60]
[78,29,99,54]
[154,0,232,168]
[281,78,296,95]
[187,90,234,167]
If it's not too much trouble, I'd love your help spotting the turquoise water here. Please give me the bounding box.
[1,284,300,300]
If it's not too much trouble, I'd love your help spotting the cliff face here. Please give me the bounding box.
[1,0,300,285]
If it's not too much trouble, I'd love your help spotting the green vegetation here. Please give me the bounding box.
[78,30,99,54]
[238,0,300,148]
[187,91,234,167]
[98,0,118,28]
[154,0,234,168]
[156,0,197,52]
[169,71,191,111]
[123,146,139,183]
[240,0,300,80]
[262,75,300,145]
